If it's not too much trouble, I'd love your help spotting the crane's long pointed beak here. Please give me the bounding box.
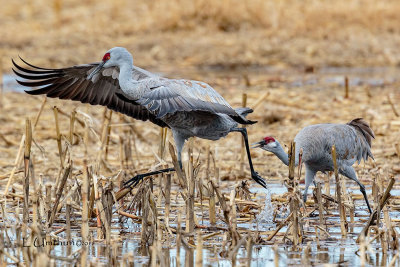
[251,140,264,149]
[87,62,105,80]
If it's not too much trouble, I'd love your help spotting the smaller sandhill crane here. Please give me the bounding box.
[252,118,374,213]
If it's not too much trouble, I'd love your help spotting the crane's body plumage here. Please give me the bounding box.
[13,47,267,189]
[254,118,374,213]
[294,122,374,170]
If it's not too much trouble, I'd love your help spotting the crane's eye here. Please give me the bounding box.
[102,53,111,62]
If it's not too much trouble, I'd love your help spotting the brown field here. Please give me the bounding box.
[2,0,400,69]
[1,0,400,266]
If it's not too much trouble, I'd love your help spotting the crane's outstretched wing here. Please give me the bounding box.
[13,58,167,127]
[137,79,256,124]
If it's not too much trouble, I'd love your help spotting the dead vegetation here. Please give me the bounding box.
[1,65,400,265]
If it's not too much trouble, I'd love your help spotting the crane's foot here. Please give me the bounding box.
[251,171,267,189]
[303,194,307,204]
[123,167,175,189]
[123,174,146,189]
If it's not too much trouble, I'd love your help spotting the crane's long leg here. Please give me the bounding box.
[303,166,317,203]
[340,166,372,213]
[230,127,267,189]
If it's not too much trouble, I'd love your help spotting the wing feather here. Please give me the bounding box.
[137,81,254,124]
[13,59,167,128]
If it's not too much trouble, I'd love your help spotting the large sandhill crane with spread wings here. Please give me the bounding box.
[13,47,267,190]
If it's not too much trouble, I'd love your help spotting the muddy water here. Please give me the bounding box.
[24,182,396,266]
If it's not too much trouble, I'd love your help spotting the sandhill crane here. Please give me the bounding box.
[13,47,267,190]
[252,118,374,213]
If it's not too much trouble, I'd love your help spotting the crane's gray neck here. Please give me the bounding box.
[272,141,299,167]
[118,60,147,99]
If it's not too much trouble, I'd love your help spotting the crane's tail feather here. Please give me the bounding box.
[235,107,253,117]
[233,107,257,125]
[347,118,375,147]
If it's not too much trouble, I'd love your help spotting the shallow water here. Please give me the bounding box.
[2,66,400,266]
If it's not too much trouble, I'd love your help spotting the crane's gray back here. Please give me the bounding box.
[294,122,374,166]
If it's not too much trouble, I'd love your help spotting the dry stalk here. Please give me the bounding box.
[251,91,269,111]
[389,251,400,267]
[33,97,47,129]
[195,231,203,267]
[93,175,103,239]
[81,244,88,267]
[266,212,293,241]
[105,121,112,161]
[114,187,132,202]
[387,94,399,117]
[53,106,64,168]
[228,236,247,264]
[97,182,113,243]
[332,145,347,237]
[246,235,253,267]
[356,177,395,243]
[48,164,72,227]
[45,184,52,221]
[142,185,156,247]
[69,109,76,145]
[210,180,230,224]
[31,190,39,225]
[359,234,366,267]
[176,210,182,267]
[89,183,95,219]
[165,173,172,228]
[316,182,326,235]
[95,109,112,174]
[159,127,168,160]
[273,243,279,267]
[81,159,89,244]
[297,148,303,181]
[288,142,296,191]
[208,180,217,225]
[118,210,141,222]
[23,118,32,224]
[345,76,349,98]
[3,135,25,195]
[229,189,238,246]
[66,200,72,255]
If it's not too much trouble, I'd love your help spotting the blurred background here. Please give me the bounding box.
[2,0,400,183]
[2,0,400,69]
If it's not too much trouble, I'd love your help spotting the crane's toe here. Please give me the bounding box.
[123,174,145,189]
[251,171,268,189]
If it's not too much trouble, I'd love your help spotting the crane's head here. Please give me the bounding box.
[87,47,133,80]
[251,136,278,152]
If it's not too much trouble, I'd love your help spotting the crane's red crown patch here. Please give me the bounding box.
[103,53,111,62]
[263,136,275,143]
